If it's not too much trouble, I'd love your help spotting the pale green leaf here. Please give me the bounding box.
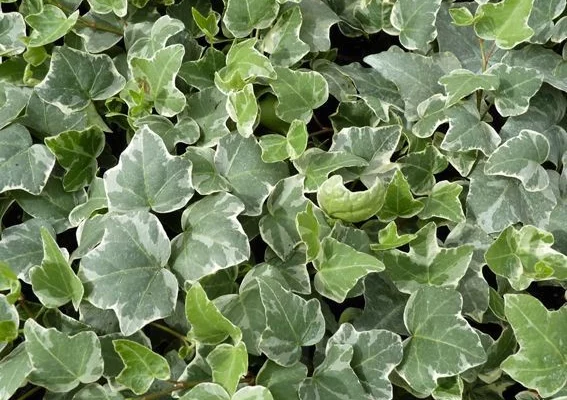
[186,87,230,146]
[418,181,465,223]
[233,386,274,400]
[371,221,418,251]
[72,384,125,400]
[134,115,200,153]
[113,339,170,395]
[183,147,231,195]
[227,84,258,137]
[25,5,79,47]
[378,170,425,221]
[171,192,249,282]
[256,360,307,400]
[180,383,230,400]
[0,343,32,400]
[79,211,178,336]
[413,94,449,139]
[207,341,248,395]
[439,69,499,107]
[399,145,448,195]
[179,47,226,91]
[259,120,308,163]
[223,0,279,37]
[0,83,31,130]
[0,295,18,343]
[69,177,107,227]
[527,0,565,43]
[449,7,476,26]
[297,0,339,52]
[127,15,185,61]
[0,12,26,56]
[296,202,328,261]
[104,126,194,213]
[390,0,442,52]
[86,0,127,17]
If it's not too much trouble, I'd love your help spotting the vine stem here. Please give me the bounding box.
[150,322,189,345]
[15,386,42,400]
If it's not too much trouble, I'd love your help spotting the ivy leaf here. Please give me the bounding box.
[215,134,289,215]
[270,67,328,123]
[256,360,307,400]
[371,222,418,252]
[383,222,474,294]
[474,0,535,49]
[397,287,486,396]
[127,15,185,60]
[317,175,386,223]
[134,115,200,153]
[223,0,279,38]
[227,84,258,137]
[45,127,105,192]
[0,12,26,57]
[257,278,325,366]
[259,120,308,163]
[186,87,230,146]
[0,343,32,400]
[73,12,123,54]
[183,147,231,195]
[113,339,170,395]
[378,170,424,221]
[130,44,186,117]
[488,63,544,117]
[0,262,20,304]
[206,342,248,395]
[69,178,107,226]
[0,83,31,130]
[313,237,384,303]
[86,0,127,17]
[485,129,550,192]
[439,69,500,107]
[29,228,83,310]
[179,47,226,91]
[185,282,242,345]
[390,0,442,52]
[261,6,310,67]
[104,126,194,213]
[485,225,567,291]
[24,319,103,392]
[502,294,567,397]
[296,202,328,261]
[180,383,230,400]
[0,295,18,343]
[399,145,448,195]
[418,181,465,223]
[73,384,125,400]
[79,211,178,336]
[0,124,55,195]
[233,386,274,400]
[297,0,339,52]
[25,5,79,47]
[36,46,126,113]
[170,192,249,282]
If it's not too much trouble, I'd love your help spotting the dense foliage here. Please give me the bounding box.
[1,0,567,399]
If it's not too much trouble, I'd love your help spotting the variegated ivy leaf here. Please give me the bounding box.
[180,383,230,400]
[383,222,474,294]
[0,12,26,57]
[73,384,125,400]
[485,225,567,291]
[215,133,289,215]
[0,262,20,304]
[25,5,79,47]
[371,222,418,252]
[297,0,340,52]
[467,161,556,233]
[73,12,124,54]
[313,237,384,303]
[45,126,105,192]
[474,0,535,49]
[0,124,55,195]
[170,192,249,283]
[179,47,226,91]
[257,278,325,366]
[130,44,186,117]
[79,211,178,336]
[227,84,258,137]
[128,16,185,60]
[530,0,567,43]
[378,170,424,221]
[29,228,83,310]
[69,178,107,226]
[134,114,200,153]
[0,343,32,400]
[207,341,248,395]
[0,294,18,343]
[390,0,442,52]
[418,181,465,223]
[487,63,544,117]
[113,339,170,395]
[256,360,307,400]
[317,175,386,223]
[296,202,330,262]
[269,67,329,123]
[261,6,310,67]
[502,294,567,397]
[86,0,128,17]
[260,176,307,260]
[485,129,550,192]
[413,94,448,139]
[259,120,308,163]
[192,8,220,42]
[186,87,230,146]
[223,0,280,38]
[399,145,448,195]
[183,147,231,195]
[439,69,500,107]
[104,126,194,213]
[233,386,274,400]
[396,287,486,396]
[0,83,31,130]
[36,46,126,113]
[24,319,103,392]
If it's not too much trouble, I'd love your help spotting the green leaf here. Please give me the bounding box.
[439,69,499,107]
[113,339,170,395]
[130,44,186,117]
[183,147,231,195]
[0,83,31,130]
[0,124,55,195]
[72,384,125,400]
[36,46,126,113]
[256,360,307,400]
[413,94,449,139]
[296,202,328,261]
[24,319,103,392]
[171,192,249,282]
[488,63,544,117]
[399,145,448,195]
[0,343,32,400]
[371,221,418,251]
[179,47,226,91]
[180,383,230,400]
[104,126,194,213]
[390,0,442,52]
[474,0,535,49]
[79,211,178,336]
[192,8,219,41]
[502,294,567,397]
[383,222,474,294]
[0,262,21,304]
[0,295,18,343]
[206,341,248,395]
[313,237,384,303]
[269,67,328,123]
[257,278,325,366]
[227,84,258,137]
[259,120,308,163]
[86,0,128,17]
[25,5,79,47]
[418,181,465,223]
[449,7,476,26]
[485,225,567,291]
[233,386,274,400]
[45,127,105,192]
[134,115,200,153]
[223,0,279,38]
[297,0,339,52]
[72,12,123,53]
[0,12,26,57]
[397,287,486,396]
[29,228,83,310]
[485,129,550,192]
[127,15,185,61]
[261,6,310,67]
[186,87,230,146]
[378,170,424,221]
[186,282,241,345]
[68,178,107,227]
[215,133,289,215]
[317,175,386,223]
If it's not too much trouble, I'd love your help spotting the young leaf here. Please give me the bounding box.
[104,126,194,213]
[378,170,424,221]
[113,339,171,395]
[206,342,248,395]
[371,221,418,252]
[399,145,448,195]
[223,0,279,38]
[390,0,442,52]
[79,211,178,336]
[25,5,79,47]
[438,69,499,107]
[296,202,327,261]
[134,114,200,153]
[87,0,128,17]
[418,181,465,223]
[179,47,226,91]
[259,120,308,163]
[183,147,231,195]
[227,84,258,137]
[29,228,83,310]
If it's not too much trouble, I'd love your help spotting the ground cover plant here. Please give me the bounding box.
[1,0,567,399]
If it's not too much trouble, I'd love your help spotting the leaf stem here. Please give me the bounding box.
[15,386,42,400]
[150,322,189,344]
[310,128,334,137]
